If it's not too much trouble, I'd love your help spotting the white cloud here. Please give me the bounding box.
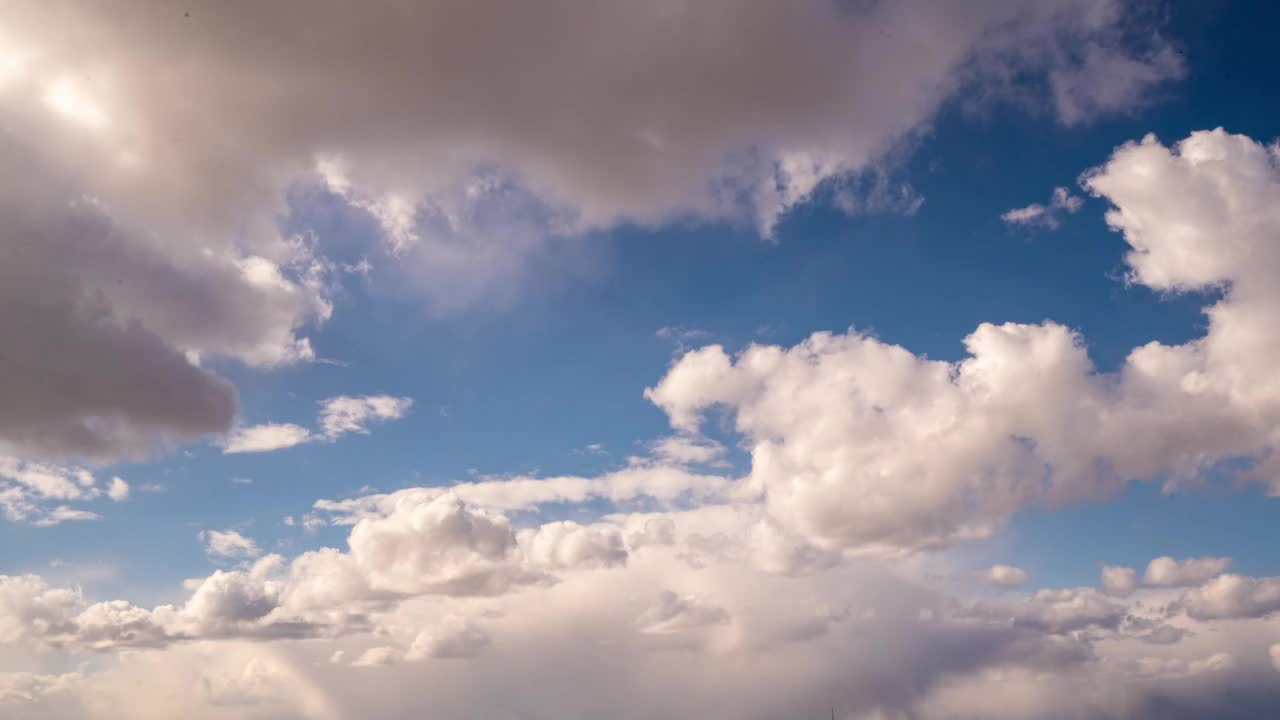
[1001,186,1085,229]
[106,477,129,502]
[0,456,113,524]
[224,395,412,454]
[520,521,628,571]
[6,490,1280,720]
[201,530,263,561]
[650,435,728,467]
[346,493,545,597]
[1179,574,1280,620]
[222,423,312,455]
[981,564,1029,588]
[1102,565,1140,596]
[1143,556,1231,587]
[318,395,414,441]
[644,129,1280,556]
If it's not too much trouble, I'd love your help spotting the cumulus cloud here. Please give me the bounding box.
[7,497,1280,720]
[646,129,1280,556]
[1179,574,1280,620]
[105,477,129,502]
[520,521,628,571]
[1102,565,1141,596]
[1144,556,1231,587]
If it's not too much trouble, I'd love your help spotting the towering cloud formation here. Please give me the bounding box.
[649,129,1280,554]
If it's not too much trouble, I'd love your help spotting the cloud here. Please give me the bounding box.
[636,590,731,635]
[981,564,1029,588]
[0,0,1187,463]
[1144,556,1231,587]
[0,2,1182,330]
[1102,565,1140,596]
[0,456,117,524]
[7,492,1280,720]
[405,616,491,660]
[645,129,1280,556]
[650,435,728,467]
[1179,574,1280,620]
[1001,186,1085,229]
[520,521,628,571]
[105,477,129,502]
[222,423,313,455]
[317,395,414,441]
[0,671,80,705]
[201,530,263,561]
[224,395,412,454]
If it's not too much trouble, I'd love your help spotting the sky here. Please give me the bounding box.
[3,1,1280,718]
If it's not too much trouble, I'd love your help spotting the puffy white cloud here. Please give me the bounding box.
[105,476,129,502]
[346,493,544,597]
[1179,574,1280,620]
[646,321,1118,553]
[645,129,1280,556]
[201,530,263,561]
[1143,556,1231,587]
[1000,588,1127,634]
[222,423,312,455]
[1102,565,1140,596]
[9,526,1280,720]
[520,521,628,571]
[981,564,1030,587]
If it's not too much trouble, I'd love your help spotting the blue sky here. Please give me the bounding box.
[5,2,1280,718]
